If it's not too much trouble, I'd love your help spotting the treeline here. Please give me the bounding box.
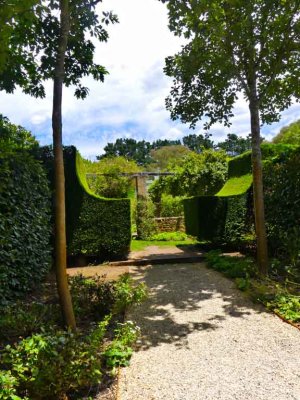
[97,133,252,166]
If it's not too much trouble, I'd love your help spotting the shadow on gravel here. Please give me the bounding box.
[131,263,265,351]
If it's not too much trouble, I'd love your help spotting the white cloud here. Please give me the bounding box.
[0,0,300,158]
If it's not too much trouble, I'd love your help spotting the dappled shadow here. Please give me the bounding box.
[129,243,204,262]
[129,262,265,351]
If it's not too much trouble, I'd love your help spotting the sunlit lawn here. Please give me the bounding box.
[130,237,199,252]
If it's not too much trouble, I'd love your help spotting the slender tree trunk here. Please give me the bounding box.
[249,80,269,276]
[52,0,76,330]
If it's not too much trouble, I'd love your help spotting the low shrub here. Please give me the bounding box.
[0,273,147,399]
[1,319,109,400]
[69,273,147,320]
[150,231,189,241]
[205,251,300,323]
[160,195,184,217]
[205,250,256,282]
[0,302,60,341]
[136,198,157,240]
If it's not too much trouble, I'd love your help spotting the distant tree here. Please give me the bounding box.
[98,138,152,165]
[85,156,140,198]
[273,120,300,145]
[217,133,252,156]
[150,144,191,171]
[182,133,214,153]
[151,138,181,149]
[161,0,300,275]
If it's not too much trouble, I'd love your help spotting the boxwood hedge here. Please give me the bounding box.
[184,143,297,245]
[64,147,131,260]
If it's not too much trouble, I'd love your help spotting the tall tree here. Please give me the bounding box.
[150,144,191,171]
[217,133,252,156]
[98,138,153,165]
[272,120,300,145]
[161,0,300,275]
[0,0,118,328]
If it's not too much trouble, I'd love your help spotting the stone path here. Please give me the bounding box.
[119,262,300,400]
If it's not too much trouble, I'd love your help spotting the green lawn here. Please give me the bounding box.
[131,238,199,251]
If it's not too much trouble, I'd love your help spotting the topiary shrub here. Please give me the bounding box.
[64,147,131,260]
[0,149,51,305]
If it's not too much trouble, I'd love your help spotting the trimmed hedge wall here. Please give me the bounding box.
[264,146,300,253]
[64,147,131,260]
[184,196,226,241]
[0,150,51,304]
[184,143,296,244]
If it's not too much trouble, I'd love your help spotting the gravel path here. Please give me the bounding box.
[119,262,300,400]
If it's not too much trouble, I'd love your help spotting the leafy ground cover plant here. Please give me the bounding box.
[69,273,147,321]
[205,251,300,327]
[150,231,189,241]
[0,273,147,399]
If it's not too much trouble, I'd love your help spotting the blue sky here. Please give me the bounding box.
[1,0,300,159]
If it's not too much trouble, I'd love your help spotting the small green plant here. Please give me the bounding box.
[205,250,256,280]
[1,319,110,400]
[113,274,148,314]
[0,370,27,400]
[103,321,140,375]
[266,294,300,322]
[69,274,116,319]
[69,273,147,319]
[0,302,60,341]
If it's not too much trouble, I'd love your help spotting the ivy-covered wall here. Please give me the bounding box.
[64,147,131,260]
[0,150,51,304]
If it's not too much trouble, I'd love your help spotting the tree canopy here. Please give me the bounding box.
[150,144,191,171]
[161,0,300,128]
[0,0,118,97]
[160,0,300,274]
[273,120,300,145]
[217,134,252,156]
[182,133,214,152]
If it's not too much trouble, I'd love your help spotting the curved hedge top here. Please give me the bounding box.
[65,147,131,260]
[217,143,298,197]
[216,174,253,197]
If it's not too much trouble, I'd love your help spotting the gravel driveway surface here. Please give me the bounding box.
[119,262,300,400]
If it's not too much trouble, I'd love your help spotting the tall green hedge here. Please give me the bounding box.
[0,150,51,304]
[184,143,299,246]
[64,147,131,260]
[264,146,300,253]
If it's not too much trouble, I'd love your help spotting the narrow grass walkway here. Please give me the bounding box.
[119,262,300,400]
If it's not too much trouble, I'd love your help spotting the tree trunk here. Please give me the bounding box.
[249,82,269,276]
[52,0,76,330]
